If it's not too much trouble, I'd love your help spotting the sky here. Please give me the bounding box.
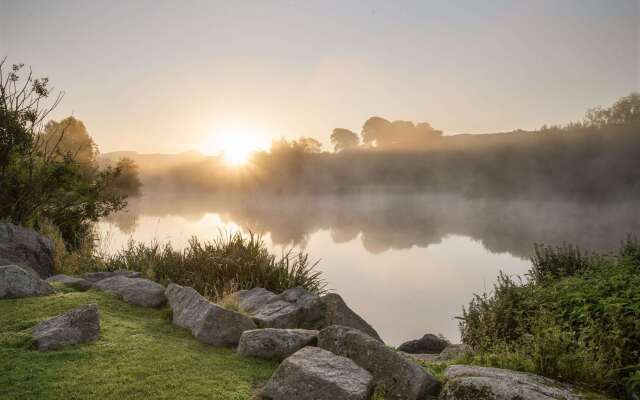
[1,0,639,154]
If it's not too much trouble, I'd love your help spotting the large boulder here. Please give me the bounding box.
[0,222,54,278]
[319,293,381,341]
[84,269,141,283]
[236,287,277,313]
[46,274,92,291]
[0,265,54,298]
[397,333,449,354]
[441,365,581,400]
[32,304,100,351]
[260,346,373,400]
[237,328,318,360]
[249,287,322,329]
[93,275,166,308]
[165,283,256,346]
[318,325,440,400]
[236,287,382,341]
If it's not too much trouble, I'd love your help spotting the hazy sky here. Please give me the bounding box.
[2,0,639,154]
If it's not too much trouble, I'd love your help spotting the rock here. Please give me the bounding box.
[237,328,318,360]
[84,269,141,283]
[236,287,382,341]
[0,222,54,278]
[320,293,382,341]
[441,365,581,400]
[438,344,470,361]
[318,325,440,400]
[397,333,449,354]
[46,274,92,290]
[93,275,166,307]
[165,283,256,346]
[0,265,55,298]
[250,287,321,329]
[260,346,373,400]
[32,304,100,351]
[236,287,277,313]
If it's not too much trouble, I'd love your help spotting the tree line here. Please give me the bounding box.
[139,93,640,201]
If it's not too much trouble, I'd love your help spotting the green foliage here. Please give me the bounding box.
[99,232,326,300]
[0,287,276,400]
[0,59,127,249]
[459,238,640,397]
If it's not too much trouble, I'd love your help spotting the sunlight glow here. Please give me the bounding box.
[198,123,270,166]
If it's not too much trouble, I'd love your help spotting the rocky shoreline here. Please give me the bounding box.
[0,224,587,400]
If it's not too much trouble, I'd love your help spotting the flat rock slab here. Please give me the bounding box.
[249,287,322,329]
[93,276,166,308]
[32,304,100,351]
[165,283,256,346]
[0,222,54,278]
[84,269,141,283]
[46,274,92,290]
[236,287,382,341]
[260,346,373,400]
[236,287,277,313]
[0,265,54,299]
[238,328,318,360]
[398,333,449,354]
[441,365,581,400]
[318,325,440,400]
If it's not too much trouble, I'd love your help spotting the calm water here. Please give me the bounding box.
[98,193,639,345]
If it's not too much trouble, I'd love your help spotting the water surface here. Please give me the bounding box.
[99,193,639,345]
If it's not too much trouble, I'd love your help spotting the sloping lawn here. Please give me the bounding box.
[0,284,277,400]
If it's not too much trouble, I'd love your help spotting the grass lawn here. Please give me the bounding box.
[0,284,277,400]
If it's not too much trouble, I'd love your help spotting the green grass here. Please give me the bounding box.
[0,284,277,400]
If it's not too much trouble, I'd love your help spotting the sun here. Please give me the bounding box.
[222,137,255,166]
[198,124,269,166]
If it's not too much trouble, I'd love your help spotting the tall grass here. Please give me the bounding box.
[459,237,640,397]
[102,232,325,300]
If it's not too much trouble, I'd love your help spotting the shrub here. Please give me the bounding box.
[459,237,640,397]
[101,232,325,300]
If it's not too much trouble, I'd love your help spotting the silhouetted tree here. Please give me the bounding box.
[362,116,392,146]
[110,157,142,197]
[585,92,640,127]
[330,128,359,152]
[42,116,98,176]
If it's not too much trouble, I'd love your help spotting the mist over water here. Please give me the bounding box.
[98,192,639,344]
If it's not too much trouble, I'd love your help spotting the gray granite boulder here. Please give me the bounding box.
[260,346,373,400]
[236,287,277,313]
[84,269,141,283]
[441,365,582,400]
[318,325,440,400]
[249,287,322,329]
[238,328,318,360]
[0,222,54,278]
[32,304,100,351]
[165,283,256,346]
[0,265,55,298]
[319,293,381,341]
[46,274,92,290]
[237,287,381,341]
[93,275,166,307]
[397,333,449,354]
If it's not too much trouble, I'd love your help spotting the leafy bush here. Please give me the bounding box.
[100,232,326,300]
[459,237,640,397]
[0,59,127,248]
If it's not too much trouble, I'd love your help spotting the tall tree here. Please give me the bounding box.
[330,128,359,152]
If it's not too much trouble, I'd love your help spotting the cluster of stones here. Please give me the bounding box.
[0,222,584,400]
